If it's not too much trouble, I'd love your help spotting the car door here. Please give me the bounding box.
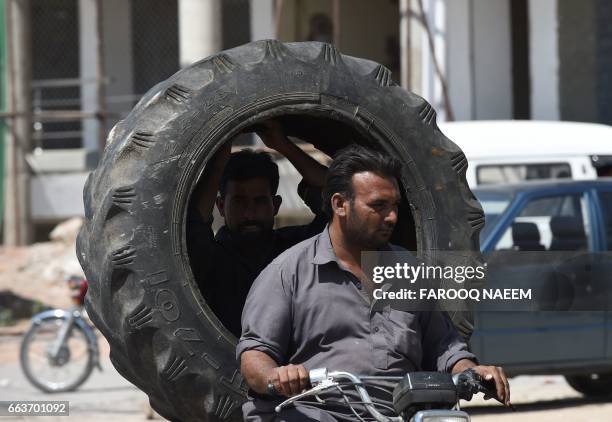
[474,188,606,368]
[595,188,612,361]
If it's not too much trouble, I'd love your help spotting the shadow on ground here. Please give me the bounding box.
[468,395,611,415]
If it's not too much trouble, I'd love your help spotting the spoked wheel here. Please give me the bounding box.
[20,316,95,393]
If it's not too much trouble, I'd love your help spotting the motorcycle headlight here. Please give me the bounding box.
[413,410,470,422]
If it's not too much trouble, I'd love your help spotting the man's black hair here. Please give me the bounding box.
[219,149,280,197]
[322,145,402,217]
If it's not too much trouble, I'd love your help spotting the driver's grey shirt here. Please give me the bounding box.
[237,226,477,421]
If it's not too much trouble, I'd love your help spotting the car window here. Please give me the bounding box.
[477,163,571,185]
[598,191,612,250]
[472,190,513,244]
[494,193,591,251]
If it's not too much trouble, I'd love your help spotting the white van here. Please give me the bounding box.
[438,120,612,187]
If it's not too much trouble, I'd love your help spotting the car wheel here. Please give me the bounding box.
[565,373,612,397]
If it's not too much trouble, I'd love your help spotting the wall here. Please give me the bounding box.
[250,0,275,40]
[423,0,513,121]
[595,0,612,125]
[278,0,400,75]
[530,0,560,120]
[102,0,134,136]
[471,0,512,120]
[446,0,472,120]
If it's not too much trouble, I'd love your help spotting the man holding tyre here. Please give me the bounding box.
[188,120,328,337]
[237,145,511,421]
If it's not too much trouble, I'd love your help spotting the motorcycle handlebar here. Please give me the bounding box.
[453,368,499,402]
[275,368,501,421]
[275,368,403,422]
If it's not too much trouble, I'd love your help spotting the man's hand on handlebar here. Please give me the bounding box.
[267,364,311,397]
[452,359,511,407]
[470,365,511,406]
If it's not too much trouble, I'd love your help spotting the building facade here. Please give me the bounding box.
[2,0,611,241]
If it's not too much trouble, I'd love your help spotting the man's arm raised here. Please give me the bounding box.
[256,120,327,187]
[193,141,231,220]
[240,350,310,397]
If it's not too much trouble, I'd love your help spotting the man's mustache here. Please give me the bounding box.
[238,221,266,231]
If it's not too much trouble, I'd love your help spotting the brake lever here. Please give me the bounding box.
[454,369,515,410]
[274,378,339,413]
[454,369,496,400]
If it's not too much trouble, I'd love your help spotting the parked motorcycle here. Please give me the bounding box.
[275,367,503,421]
[20,276,101,393]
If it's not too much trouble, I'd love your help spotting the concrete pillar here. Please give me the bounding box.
[399,0,411,90]
[250,0,275,41]
[595,0,612,124]
[419,0,448,121]
[179,0,222,67]
[409,0,424,96]
[557,0,596,122]
[529,0,560,120]
[447,0,473,120]
[249,0,275,147]
[446,0,513,121]
[78,0,99,155]
[471,0,512,120]
[101,0,133,134]
[4,0,32,245]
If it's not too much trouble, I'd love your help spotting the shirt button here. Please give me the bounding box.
[373,327,379,333]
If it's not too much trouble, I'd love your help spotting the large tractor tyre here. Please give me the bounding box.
[77,40,483,421]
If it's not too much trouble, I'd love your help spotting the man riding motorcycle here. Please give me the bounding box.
[237,145,511,421]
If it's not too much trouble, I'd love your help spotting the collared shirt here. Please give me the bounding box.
[187,181,326,337]
[237,226,477,421]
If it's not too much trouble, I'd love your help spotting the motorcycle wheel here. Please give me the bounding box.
[565,373,612,397]
[20,316,96,393]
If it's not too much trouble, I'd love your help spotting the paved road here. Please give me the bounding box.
[2,333,612,421]
[465,375,612,421]
[0,334,150,421]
